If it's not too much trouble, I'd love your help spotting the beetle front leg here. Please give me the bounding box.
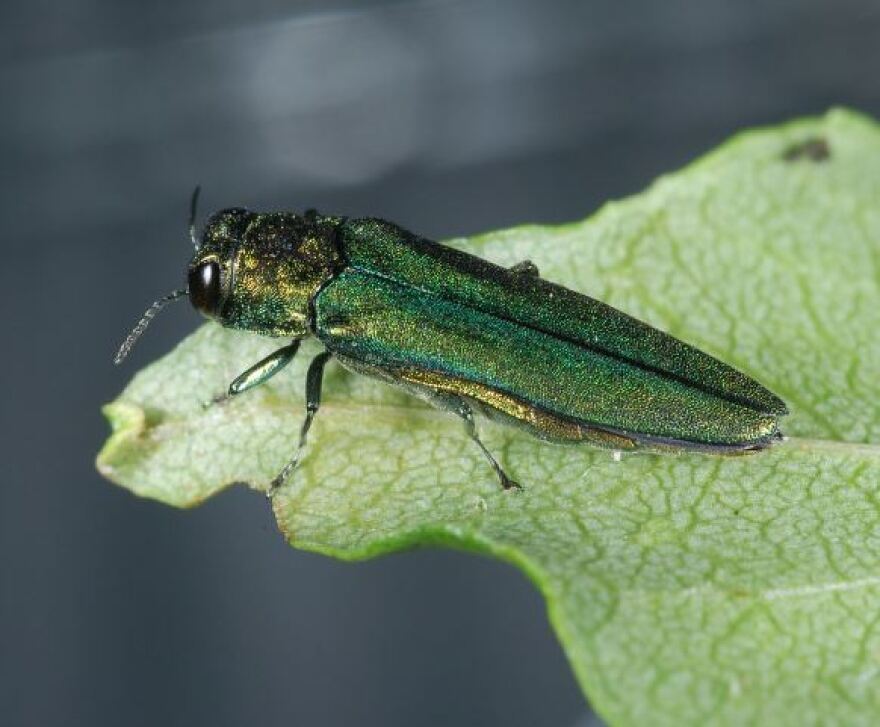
[269,351,333,494]
[208,339,302,406]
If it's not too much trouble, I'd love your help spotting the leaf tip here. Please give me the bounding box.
[95,400,147,479]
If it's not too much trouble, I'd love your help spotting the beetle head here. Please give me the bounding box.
[114,189,342,365]
[192,208,342,337]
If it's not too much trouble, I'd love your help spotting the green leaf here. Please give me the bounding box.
[98,109,880,726]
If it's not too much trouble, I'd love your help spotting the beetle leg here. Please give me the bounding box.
[269,351,333,494]
[209,339,302,406]
[453,398,521,491]
[509,259,540,277]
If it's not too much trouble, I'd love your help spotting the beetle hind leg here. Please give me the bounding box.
[451,397,521,491]
[509,259,540,277]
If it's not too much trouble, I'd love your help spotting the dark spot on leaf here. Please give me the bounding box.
[783,137,830,162]
[143,406,168,429]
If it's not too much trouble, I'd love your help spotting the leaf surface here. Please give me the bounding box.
[98,109,880,726]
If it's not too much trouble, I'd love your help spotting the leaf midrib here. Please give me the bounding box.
[136,398,880,456]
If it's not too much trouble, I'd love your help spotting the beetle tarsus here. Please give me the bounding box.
[203,392,229,409]
[268,460,297,496]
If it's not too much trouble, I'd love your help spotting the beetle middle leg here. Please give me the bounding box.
[450,397,521,491]
[269,350,333,494]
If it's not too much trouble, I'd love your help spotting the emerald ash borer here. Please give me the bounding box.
[115,189,787,491]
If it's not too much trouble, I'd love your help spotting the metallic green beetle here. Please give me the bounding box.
[116,190,787,491]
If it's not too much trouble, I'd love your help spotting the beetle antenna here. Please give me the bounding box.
[114,288,188,365]
[189,185,202,250]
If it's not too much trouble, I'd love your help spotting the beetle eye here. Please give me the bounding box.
[188,261,222,317]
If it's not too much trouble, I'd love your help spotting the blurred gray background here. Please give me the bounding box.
[2,1,879,725]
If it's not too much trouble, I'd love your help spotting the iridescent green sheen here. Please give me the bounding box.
[190,208,787,459]
[314,270,779,448]
[337,218,787,417]
[194,209,344,338]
